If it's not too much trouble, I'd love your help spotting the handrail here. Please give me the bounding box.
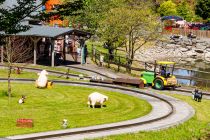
[91,47,210,87]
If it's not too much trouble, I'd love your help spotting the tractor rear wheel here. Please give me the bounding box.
[154,78,164,90]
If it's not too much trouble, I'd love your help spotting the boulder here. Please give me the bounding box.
[196,43,207,50]
[195,49,204,53]
[180,47,189,52]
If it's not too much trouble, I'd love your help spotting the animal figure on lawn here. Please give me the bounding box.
[192,89,203,102]
[87,92,108,108]
[62,119,68,129]
[35,70,49,88]
[18,95,26,104]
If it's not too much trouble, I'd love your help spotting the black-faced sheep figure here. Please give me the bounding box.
[192,89,203,102]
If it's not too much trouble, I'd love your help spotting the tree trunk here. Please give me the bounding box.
[7,65,12,101]
[6,37,12,101]
[126,29,133,73]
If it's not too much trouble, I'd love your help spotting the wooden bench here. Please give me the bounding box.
[16,119,33,128]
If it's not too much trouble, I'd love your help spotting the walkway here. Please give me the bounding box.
[59,57,137,79]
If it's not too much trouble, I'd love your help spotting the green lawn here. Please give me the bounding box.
[93,92,210,140]
[0,69,87,82]
[13,64,87,76]
[0,83,152,137]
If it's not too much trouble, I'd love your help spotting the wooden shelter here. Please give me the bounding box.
[1,25,91,67]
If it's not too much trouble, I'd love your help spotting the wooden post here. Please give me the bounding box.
[51,39,55,67]
[108,54,110,68]
[94,49,96,62]
[63,36,66,63]
[30,37,41,65]
[1,45,3,64]
[33,42,37,65]
[118,56,120,72]
[91,44,93,61]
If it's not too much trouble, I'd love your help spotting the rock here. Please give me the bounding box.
[180,47,189,52]
[195,49,204,53]
[196,43,207,50]
[166,44,175,48]
[197,39,206,43]
[184,41,193,46]
[205,48,210,52]
[175,44,181,48]
[192,39,197,44]
[186,46,192,50]
[186,51,197,57]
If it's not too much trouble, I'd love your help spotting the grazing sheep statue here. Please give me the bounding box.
[35,70,48,88]
[87,92,108,108]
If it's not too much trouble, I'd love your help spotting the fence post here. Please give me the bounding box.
[206,80,208,90]
[108,54,110,68]
[118,56,120,72]
[91,44,93,61]
[94,49,96,63]
[145,62,147,71]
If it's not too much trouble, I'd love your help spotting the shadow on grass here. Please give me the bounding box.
[89,105,107,108]
[0,90,15,97]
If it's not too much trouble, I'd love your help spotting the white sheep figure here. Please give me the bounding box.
[87,92,108,108]
[35,70,48,88]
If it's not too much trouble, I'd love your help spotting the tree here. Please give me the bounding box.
[62,0,116,33]
[40,0,84,23]
[195,0,210,20]
[99,1,160,72]
[177,0,194,21]
[158,0,177,16]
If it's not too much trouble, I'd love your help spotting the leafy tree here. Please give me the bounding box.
[40,0,84,22]
[195,0,210,20]
[99,1,160,72]
[177,0,194,21]
[158,0,177,16]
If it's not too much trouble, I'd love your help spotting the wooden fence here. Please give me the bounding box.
[162,28,210,38]
[91,47,210,88]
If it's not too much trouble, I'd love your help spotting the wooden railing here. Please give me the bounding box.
[162,28,210,39]
[91,47,210,88]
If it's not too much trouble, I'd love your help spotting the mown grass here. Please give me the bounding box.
[93,92,210,140]
[0,69,86,82]
[15,64,86,76]
[0,83,152,137]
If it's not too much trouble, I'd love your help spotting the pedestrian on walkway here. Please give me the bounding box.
[84,45,88,64]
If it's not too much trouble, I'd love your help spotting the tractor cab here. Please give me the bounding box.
[140,61,177,90]
[155,61,174,78]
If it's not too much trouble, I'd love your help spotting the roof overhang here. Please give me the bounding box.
[0,25,91,39]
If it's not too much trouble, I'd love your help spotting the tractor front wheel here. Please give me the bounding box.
[154,78,164,90]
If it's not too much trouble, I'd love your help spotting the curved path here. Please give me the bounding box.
[2,80,195,140]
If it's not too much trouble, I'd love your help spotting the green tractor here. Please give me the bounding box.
[140,61,177,90]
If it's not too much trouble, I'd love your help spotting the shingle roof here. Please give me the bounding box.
[16,25,74,38]
[0,24,91,38]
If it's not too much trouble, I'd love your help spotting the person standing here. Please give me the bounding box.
[84,45,88,64]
